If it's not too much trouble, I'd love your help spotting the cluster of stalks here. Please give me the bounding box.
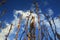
[15,17,22,40]
[1,0,60,40]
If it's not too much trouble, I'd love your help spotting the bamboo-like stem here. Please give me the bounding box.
[15,16,22,40]
[56,32,60,39]
[30,16,36,40]
[19,19,28,40]
[26,11,33,40]
[41,20,53,40]
[54,17,60,39]
[46,27,53,40]
[19,12,32,40]
[52,17,60,40]
[15,19,20,40]
[20,31,25,40]
[52,18,56,40]
[24,17,29,40]
[45,23,53,40]
[5,24,13,40]
[42,21,48,40]
[43,14,56,40]
[15,25,20,40]
[33,1,41,40]
[37,11,40,40]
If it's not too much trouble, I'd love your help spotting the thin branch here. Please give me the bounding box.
[43,14,56,40]
[52,17,60,40]
[15,20,20,40]
[56,32,60,39]
[30,16,36,40]
[5,24,13,40]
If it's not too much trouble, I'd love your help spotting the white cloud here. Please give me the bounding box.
[0,23,10,40]
[40,14,45,20]
[15,10,38,27]
[54,17,60,34]
[15,10,30,19]
[47,8,54,16]
[54,17,60,28]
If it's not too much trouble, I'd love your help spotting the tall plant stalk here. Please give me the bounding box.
[33,1,41,40]
[15,17,21,40]
[52,17,60,40]
[30,16,36,40]
[43,14,56,40]
[5,24,13,40]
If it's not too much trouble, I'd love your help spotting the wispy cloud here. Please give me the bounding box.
[54,17,60,34]
[47,8,54,16]
[0,23,10,40]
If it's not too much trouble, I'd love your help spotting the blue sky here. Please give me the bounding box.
[0,0,60,40]
[0,0,60,21]
[0,0,60,19]
[0,0,60,23]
